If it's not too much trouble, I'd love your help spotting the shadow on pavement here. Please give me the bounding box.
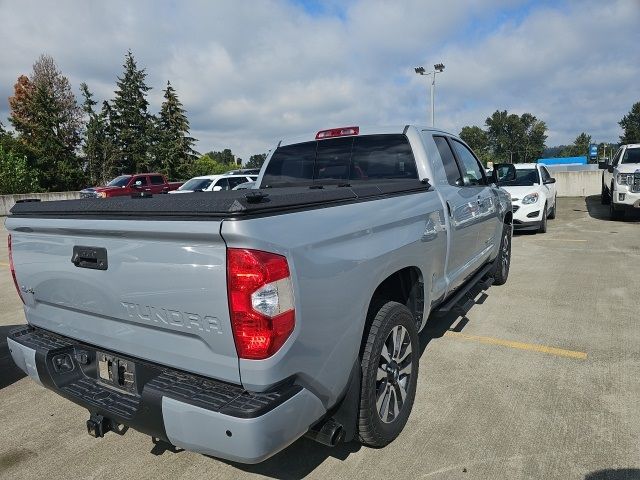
[585,468,640,480]
[222,438,361,479]
[0,324,26,389]
[584,195,640,223]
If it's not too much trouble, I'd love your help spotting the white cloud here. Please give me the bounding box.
[0,0,638,163]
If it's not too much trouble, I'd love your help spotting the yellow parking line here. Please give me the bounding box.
[445,331,587,360]
[535,238,587,242]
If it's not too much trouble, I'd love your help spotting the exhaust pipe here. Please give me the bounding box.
[305,418,345,447]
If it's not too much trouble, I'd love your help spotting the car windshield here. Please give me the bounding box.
[180,178,213,191]
[621,148,640,164]
[501,168,540,186]
[106,176,131,187]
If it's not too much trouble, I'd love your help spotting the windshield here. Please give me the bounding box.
[501,168,540,186]
[621,148,640,164]
[180,178,213,191]
[106,176,131,187]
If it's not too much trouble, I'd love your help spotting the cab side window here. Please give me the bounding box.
[451,140,486,186]
[433,136,462,186]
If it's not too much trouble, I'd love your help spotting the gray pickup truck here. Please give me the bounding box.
[6,125,513,463]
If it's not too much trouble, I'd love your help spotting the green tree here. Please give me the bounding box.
[245,153,267,169]
[0,145,40,194]
[619,101,640,144]
[110,51,153,173]
[8,55,84,191]
[459,126,491,165]
[186,153,238,178]
[561,132,591,158]
[153,81,198,180]
[484,110,547,163]
[203,148,237,165]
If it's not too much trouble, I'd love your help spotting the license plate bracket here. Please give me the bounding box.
[97,352,137,394]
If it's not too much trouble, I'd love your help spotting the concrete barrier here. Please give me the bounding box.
[0,191,80,216]
[550,170,601,197]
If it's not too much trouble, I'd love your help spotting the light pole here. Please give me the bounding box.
[415,63,445,127]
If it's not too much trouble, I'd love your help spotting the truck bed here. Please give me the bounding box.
[10,180,429,219]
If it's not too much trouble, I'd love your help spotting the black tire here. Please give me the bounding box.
[358,301,419,447]
[548,196,557,219]
[491,223,512,286]
[601,182,610,205]
[610,198,624,221]
[538,204,548,233]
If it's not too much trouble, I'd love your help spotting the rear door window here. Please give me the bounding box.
[433,136,462,186]
[150,175,165,185]
[227,177,248,189]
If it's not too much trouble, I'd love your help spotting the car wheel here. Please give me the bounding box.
[538,204,548,233]
[610,197,624,221]
[548,195,557,219]
[358,301,419,447]
[601,183,610,205]
[492,223,512,285]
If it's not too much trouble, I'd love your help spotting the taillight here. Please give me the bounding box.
[227,248,295,360]
[7,234,24,304]
[315,126,359,139]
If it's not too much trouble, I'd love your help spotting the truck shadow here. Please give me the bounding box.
[0,325,27,390]
[584,195,640,222]
[221,438,361,479]
[585,468,640,480]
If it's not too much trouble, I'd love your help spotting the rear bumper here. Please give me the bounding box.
[8,326,325,464]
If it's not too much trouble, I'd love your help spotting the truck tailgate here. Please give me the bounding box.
[6,217,239,384]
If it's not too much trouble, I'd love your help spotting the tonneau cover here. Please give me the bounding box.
[10,180,428,219]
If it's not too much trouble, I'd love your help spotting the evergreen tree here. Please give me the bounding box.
[154,81,197,179]
[111,51,152,173]
[561,132,591,158]
[619,102,640,144]
[8,54,84,191]
[245,153,267,169]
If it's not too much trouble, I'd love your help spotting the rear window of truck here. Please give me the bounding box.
[262,134,417,188]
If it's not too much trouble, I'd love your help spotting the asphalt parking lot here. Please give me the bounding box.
[1,196,639,480]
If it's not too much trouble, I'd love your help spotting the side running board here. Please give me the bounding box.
[437,263,494,313]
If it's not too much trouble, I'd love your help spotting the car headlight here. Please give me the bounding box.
[522,192,539,204]
[97,192,107,198]
[617,173,634,185]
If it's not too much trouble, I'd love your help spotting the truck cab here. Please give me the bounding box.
[601,144,640,219]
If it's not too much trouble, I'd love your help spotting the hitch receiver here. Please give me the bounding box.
[86,414,111,438]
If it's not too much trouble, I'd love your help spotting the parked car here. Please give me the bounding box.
[600,143,640,220]
[7,125,513,464]
[169,173,257,193]
[232,181,256,190]
[80,174,182,198]
[494,162,557,233]
[227,168,262,175]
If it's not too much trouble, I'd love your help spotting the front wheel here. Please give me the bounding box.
[491,223,512,285]
[358,302,419,447]
[610,198,624,220]
[601,183,610,205]
[548,195,557,219]
[538,204,548,233]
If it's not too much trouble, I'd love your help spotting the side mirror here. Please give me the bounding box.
[598,160,608,170]
[492,163,516,184]
[212,185,223,192]
[544,177,556,185]
[607,164,614,173]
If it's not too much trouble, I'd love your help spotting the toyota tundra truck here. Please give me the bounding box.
[600,143,640,219]
[6,125,513,464]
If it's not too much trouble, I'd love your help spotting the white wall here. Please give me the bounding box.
[551,171,601,197]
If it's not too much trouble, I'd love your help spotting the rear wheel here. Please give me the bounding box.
[358,301,419,447]
[491,223,512,286]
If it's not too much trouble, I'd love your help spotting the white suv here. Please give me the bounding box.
[601,144,640,220]
[169,174,257,194]
[495,163,557,233]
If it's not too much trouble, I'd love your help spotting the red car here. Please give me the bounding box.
[80,174,183,198]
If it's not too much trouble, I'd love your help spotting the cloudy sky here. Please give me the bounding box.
[1,0,638,160]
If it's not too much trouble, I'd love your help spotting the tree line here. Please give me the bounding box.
[460,103,640,166]
[0,51,268,195]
